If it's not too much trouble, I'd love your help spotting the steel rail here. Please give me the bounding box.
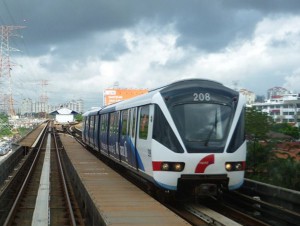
[3,121,50,226]
[53,130,77,226]
[229,190,300,225]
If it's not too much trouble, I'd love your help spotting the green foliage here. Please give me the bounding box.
[0,127,13,137]
[245,107,272,141]
[17,127,31,137]
[0,113,9,123]
[0,113,12,138]
[245,107,300,190]
[246,141,274,176]
[74,114,83,122]
[246,141,300,190]
[268,156,300,190]
[271,123,299,139]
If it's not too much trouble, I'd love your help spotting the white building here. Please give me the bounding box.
[50,108,78,123]
[239,88,256,105]
[252,92,300,125]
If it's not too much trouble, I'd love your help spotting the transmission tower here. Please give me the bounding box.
[0,25,25,116]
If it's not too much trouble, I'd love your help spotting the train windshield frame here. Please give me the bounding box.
[159,80,239,153]
[171,103,232,153]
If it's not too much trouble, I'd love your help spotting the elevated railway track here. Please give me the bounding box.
[0,122,298,225]
[0,122,84,225]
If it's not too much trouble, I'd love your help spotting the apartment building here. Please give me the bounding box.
[252,87,300,124]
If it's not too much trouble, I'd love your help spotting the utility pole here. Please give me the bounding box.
[0,25,25,116]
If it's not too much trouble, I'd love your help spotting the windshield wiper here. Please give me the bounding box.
[204,110,218,146]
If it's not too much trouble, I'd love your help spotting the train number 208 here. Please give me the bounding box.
[193,93,211,101]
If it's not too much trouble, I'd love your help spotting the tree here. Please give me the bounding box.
[0,113,13,138]
[245,108,300,190]
[74,114,83,122]
[245,107,274,179]
[245,107,272,141]
[272,123,299,139]
[268,155,300,190]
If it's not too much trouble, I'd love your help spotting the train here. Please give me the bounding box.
[82,79,246,197]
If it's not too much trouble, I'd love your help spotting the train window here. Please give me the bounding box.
[100,114,108,133]
[95,115,99,134]
[90,116,94,131]
[121,110,129,136]
[109,113,115,134]
[115,112,119,134]
[139,106,149,139]
[108,112,119,135]
[227,108,245,153]
[171,103,232,153]
[84,117,88,129]
[153,105,184,153]
[131,108,136,137]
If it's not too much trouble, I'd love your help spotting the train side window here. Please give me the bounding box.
[109,113,115,135]
[90,116,94,131]
[95,115,99,133]
[115,112,119,135]
[227,108,245,153]
[131,108,136,138]
[84,117,88,134]
[121,110,129,136]
[100,114,107,133]
[153,105,184,153]
[139,106,149,140]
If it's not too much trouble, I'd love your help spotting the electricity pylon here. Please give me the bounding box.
[0,25,25,116]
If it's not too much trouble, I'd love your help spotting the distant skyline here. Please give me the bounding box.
[1,0,300,110]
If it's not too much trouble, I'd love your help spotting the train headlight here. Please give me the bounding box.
[173,163,184,172]
[235,163,243,171]
[225,161,245,171]
[161,162,170,171]
[153,161,185,171]
[225,163,232,171]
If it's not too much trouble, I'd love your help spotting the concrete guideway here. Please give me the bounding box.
[59,133,190,225]
[32,133,51,225]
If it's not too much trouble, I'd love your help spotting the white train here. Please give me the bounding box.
[82,79,246,197]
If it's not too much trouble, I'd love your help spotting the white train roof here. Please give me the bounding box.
[99,78,230,114]
[82,107,102,116]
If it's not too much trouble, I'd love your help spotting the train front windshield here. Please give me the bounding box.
[172,103,232,153]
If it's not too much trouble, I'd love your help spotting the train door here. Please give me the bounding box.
[89,115,95,146]
[94,115,100,151]
[128,108,138,169]
[82,117,88,143]
[119,109,129,163]
[100,114,109,155]
[136,105,154,174]
[108,112,120,160]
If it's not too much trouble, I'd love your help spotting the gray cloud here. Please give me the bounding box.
[1,0,300,109]
[3,0,300,57]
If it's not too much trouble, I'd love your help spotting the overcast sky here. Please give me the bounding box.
[1,0,300,110]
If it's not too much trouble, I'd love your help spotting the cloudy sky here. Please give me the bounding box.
[1,0,300,110]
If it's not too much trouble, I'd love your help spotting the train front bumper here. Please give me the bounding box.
[177,174,229,196]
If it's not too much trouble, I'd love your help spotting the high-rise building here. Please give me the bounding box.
[20,98,33,115]
[239,88,256,105]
